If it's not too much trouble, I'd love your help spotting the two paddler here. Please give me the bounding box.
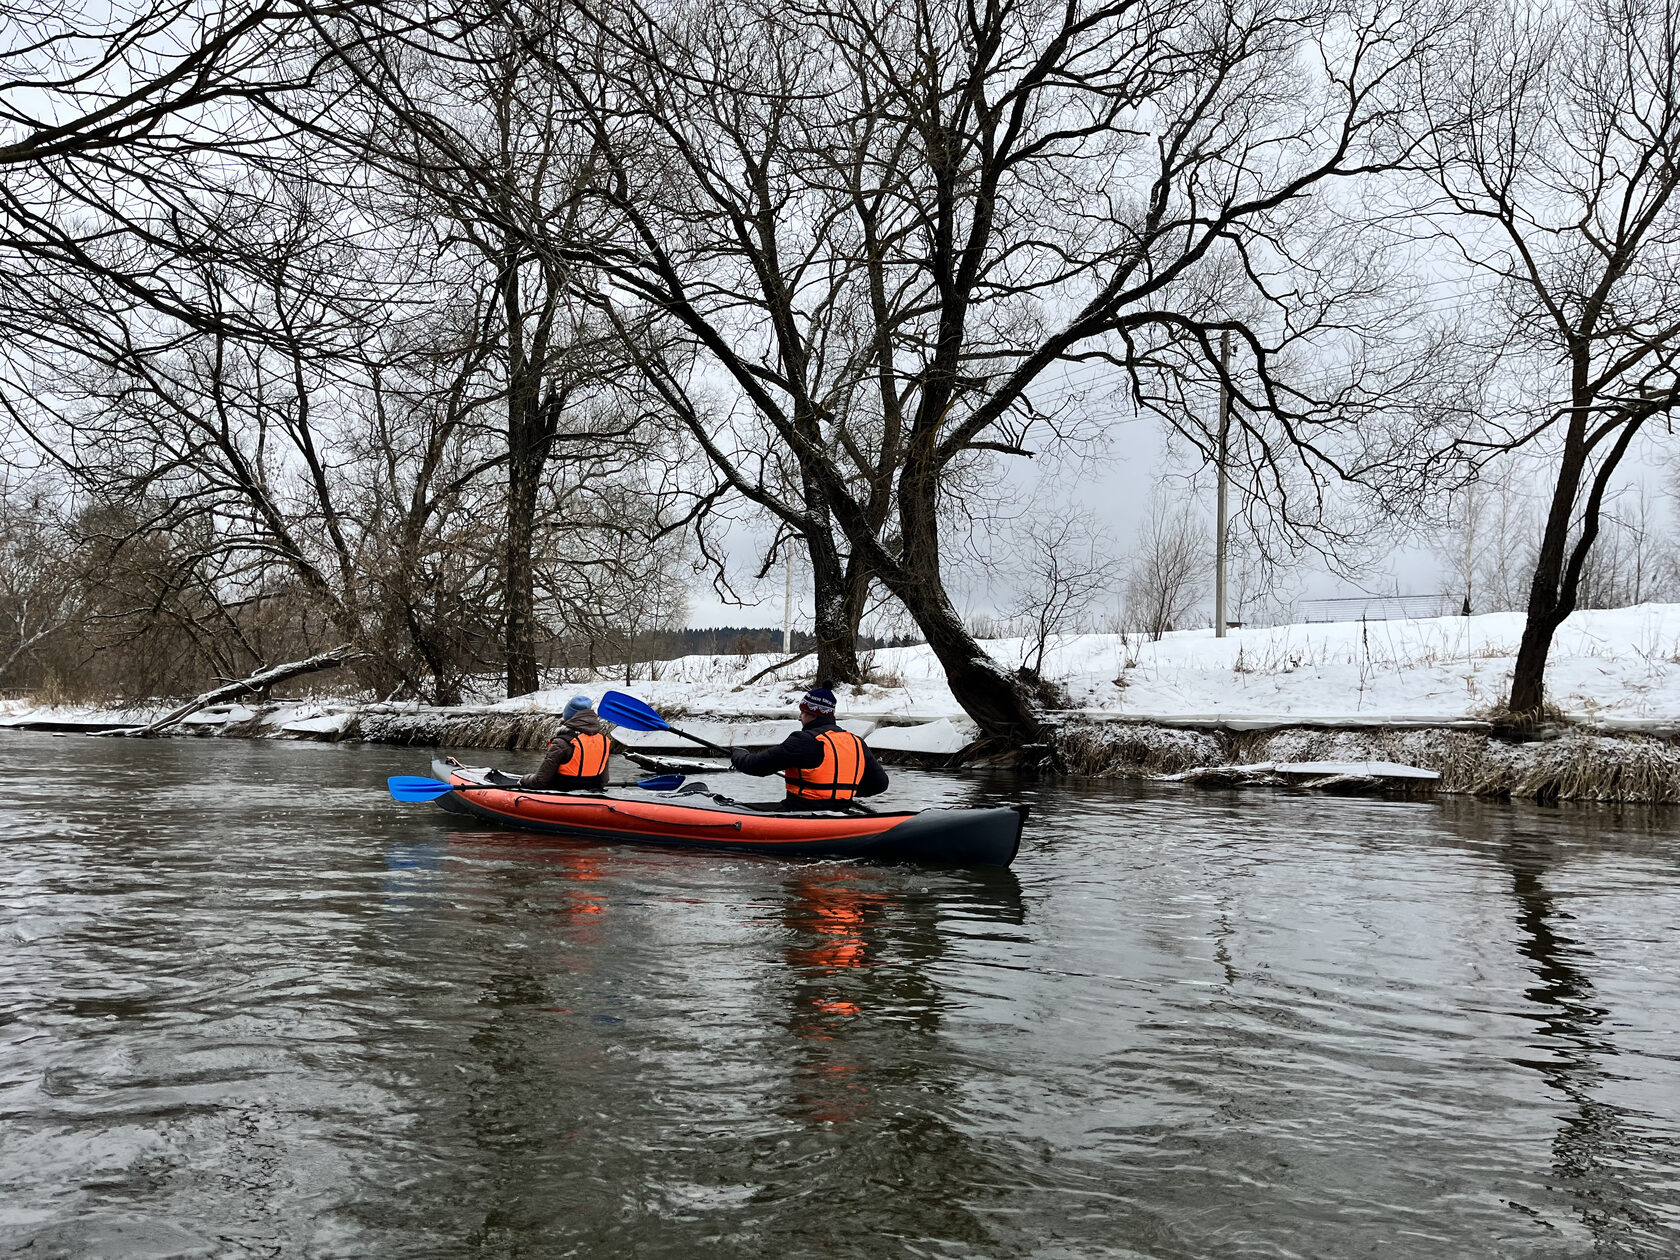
[482,682,887,810]
[729,682,889,811]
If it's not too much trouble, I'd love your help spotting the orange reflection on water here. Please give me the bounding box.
[782,870,891,1125]
[553,849,608,934]
[446,832,610,937]
[786,870,887,977]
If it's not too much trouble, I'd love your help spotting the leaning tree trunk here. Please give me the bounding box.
[1507,397,1592,721]
[109,645,360,736]
[1508,569,1566,719]
[1508,399,1646,723]
[886,570,1045,743]
[806,433,1044,742]
[879,476,1045,743]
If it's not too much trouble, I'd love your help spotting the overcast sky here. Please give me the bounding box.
[683,401,1678,634]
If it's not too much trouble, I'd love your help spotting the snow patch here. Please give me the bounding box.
[182,704,256,726]
[1271,760,1440,781]
[280,712,351,736]
[867,719,975,756]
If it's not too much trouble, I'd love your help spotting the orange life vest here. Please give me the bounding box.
[556,730,611,779]
[785,729,867,801]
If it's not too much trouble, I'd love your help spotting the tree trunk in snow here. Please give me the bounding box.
[809,570,861,686]
[1506,480,1578,720]
[872,469,1043,742]
[802,512,861,686]
[504,419,543,698]
[1506,397,1645,723]
[885,571,1044,744]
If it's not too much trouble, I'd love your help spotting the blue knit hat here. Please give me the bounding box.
[562,694,594,720]
[799,682,837,714]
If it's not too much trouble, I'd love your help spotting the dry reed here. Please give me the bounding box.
[1058,721,1227,776]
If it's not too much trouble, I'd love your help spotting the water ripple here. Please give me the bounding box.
[2,736,1678,1257]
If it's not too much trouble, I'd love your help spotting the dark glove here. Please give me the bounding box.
[729,748,751,772]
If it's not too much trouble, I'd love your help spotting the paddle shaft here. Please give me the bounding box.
[438,780,604,796]
[660,722,731,755]
[439,775,685,794]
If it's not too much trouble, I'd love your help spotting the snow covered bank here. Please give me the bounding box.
[477,603,1680,731]
[1079,603,1680,731]
[5,604,1680,800]
[10,604,1680,735]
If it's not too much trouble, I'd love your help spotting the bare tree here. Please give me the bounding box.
[306,0,887,686]
[286,0,714,696]
[410,23,653,697]
[0,1,340,366]
[418,0,1448,743]
[1003,515,1122,683]
[1409,0,1680,721]
[1126,492,1205,641]
[0,1,436,694]
[3,1,699,704]
[1577,481,1672,609]
[0,483,81,689]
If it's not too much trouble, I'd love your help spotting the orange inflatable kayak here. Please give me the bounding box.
[427,761,1024,867]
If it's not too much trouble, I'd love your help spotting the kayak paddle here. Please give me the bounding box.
[598,690,731,754]
[387,774,684,802]
[389,775,486,801]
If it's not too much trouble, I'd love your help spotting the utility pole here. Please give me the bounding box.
[783,550,793,655]
[1215,329,1231,639]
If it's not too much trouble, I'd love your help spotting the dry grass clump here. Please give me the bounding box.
[1238,728,1494,790]
[855,652,906,690]
[1478,732,1680,804]
[357,709,560,750]
[1057,721,1227,776]
[1237,725,1680,804]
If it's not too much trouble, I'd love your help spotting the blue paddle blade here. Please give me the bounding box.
[636,774,685,792]
[387,775,459,802]
[598,690,671,733]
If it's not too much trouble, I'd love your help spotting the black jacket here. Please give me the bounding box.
[731,718,889,798]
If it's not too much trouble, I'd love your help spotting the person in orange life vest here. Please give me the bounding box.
[729,683,888,810]
[519,695,612,790]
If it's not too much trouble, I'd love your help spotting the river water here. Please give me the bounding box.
[2,734,1678,1258]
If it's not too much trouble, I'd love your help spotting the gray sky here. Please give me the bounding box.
[684,407,1678,634]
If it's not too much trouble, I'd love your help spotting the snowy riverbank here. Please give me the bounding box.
[6,605,1680,800]
[603,602,1680,733]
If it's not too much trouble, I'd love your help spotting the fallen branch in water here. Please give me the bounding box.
[102,645,362,737]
